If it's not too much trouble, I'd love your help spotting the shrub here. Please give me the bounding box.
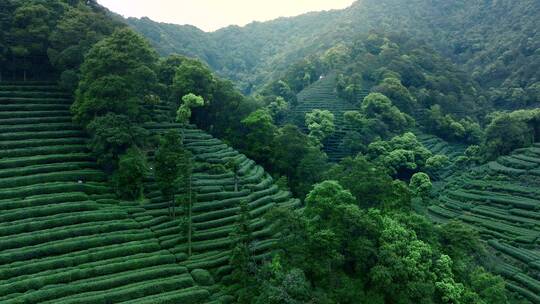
[191,269,214,286]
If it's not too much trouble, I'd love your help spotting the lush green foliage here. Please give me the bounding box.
[113,147,147,200]
[305,109,335,147]
[154,130,192,217]
[1,1,536,302]
[86,113,148,171]
[0,0,122,82]
[72,28,158,125]
[128,0,539,108]
[482,109,540,159]
[237,180,509,304]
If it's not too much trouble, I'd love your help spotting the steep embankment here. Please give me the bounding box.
[0,82,296,303]
[287,73,369,162]
[429,145,540,303]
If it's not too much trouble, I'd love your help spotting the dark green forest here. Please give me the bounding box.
[0,0,539,303]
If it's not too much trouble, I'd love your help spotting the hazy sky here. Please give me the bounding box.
[97,0,355,32]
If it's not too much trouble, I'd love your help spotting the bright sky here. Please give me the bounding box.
[97,0,356,32]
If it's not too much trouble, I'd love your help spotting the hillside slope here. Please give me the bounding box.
[126,0,539,97]
[285,73,368,162]
[429,145,540,303]
[0,82,296,303]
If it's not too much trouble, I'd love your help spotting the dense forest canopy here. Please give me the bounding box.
[127,0,539,105]
[0,0,539,303]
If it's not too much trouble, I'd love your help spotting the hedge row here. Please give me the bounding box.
[0,229,154,265]
[0,90,69,98]
[0,122,78,134]
[512,153,540,165]
[0,192,88,211]
[488,161,526,175]
[506,282,540,304]
[448,190,538,210]
[0,162,98,179]
[2,251,175,291]
[0,220,141,251]
[0,240,161,280]
[498,156,538,170]
[428,205,459,219]
[0,137,86,150]
[0,115,72,126]
[0,85,60,91]
[0,210,129,237]
[460,214,537,242]
[0,169,106,189]
[471,206,537,225]
[0,97,71,105]
[39,273,194,304]
[0,110,69,119]
[0,130,85,141]
[120,286,209,304]
[488,240,540,264]
[3,262,186,303]
[0,201,101,222]
[0,145,88,159]
[0,103,70,111]
[0,182,111,200]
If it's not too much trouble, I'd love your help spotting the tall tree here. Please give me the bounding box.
[176,93,205,142]
[114,147,148,200]
[48,5,120,90]
[72,27,158,126]
[154,130,191,219]
[229,200,255,303]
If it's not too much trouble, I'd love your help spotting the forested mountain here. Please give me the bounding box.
[127,0,539,105]
[1,0,539,303]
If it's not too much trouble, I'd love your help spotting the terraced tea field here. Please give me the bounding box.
[0,82,296,303]
[429,144,540,303]
[138,122,301,300]
[287,73,369,162]
[416,132,467,180]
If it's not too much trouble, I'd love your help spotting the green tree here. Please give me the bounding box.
[176,93,205,142]
[368,132,433,178]
[361,93,415,136]
[409,172,432,203]
[229,200,255,303]
[113,147,148,200]
[86,113,148,172]
[72,28,158,126]
[373,77,417,113]
[268,96,289,121]
[172,57,216,103]
[305,109,335,147]
[326,155,396,209]
[468,268,508,304]
[370,217,436,303]
[241,109,277,166]
[483,109,540,159]
[48,5,120,90]
[154,131,191,219]
[434,255,465,304]
[10,3,54,80]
